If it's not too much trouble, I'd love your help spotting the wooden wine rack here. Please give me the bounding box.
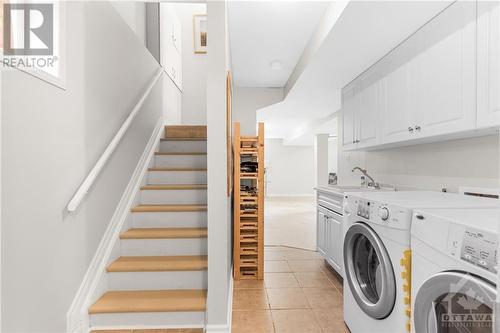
[233,122,264,279]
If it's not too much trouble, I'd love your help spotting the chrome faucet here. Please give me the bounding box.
[352,167,380,189]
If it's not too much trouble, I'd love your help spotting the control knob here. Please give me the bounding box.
[379,207,390,221]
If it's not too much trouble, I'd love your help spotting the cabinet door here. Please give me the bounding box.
[380,65,415,144]
[342,99,356,150]
[327,211,343,276]
[477,1,500,128]
[316,210,327,256]
[413,1,476,137]
[356,82,380,148]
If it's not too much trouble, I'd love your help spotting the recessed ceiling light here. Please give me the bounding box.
[270,60,283,71]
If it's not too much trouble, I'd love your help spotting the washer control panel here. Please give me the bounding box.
[356,200,371,219]
[459,227,498,274]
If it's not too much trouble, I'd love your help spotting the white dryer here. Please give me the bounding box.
[411,208,498,333]
[342,191,498,333]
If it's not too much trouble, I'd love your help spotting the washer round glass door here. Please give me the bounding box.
[414,271,496,333]
[343,222,396,319]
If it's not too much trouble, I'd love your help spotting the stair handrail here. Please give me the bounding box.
[67,68,164,212]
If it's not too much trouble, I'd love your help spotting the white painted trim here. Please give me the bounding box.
[66,68,163,212]
[66,118,164,333]
[205,271,234,333]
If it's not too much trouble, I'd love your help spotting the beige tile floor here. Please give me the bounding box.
[232,246,348,333]
[264,197,316,251]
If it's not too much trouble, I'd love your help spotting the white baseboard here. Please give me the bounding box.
[205,270,234,333]
[66,118,164,333]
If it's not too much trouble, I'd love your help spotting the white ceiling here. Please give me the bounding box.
[258,0,454,144]
[228,1,329,87]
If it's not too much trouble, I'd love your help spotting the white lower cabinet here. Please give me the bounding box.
[325,210,343,276]
[477,1,500,128]
[316,193,344,277]
[316,208,327,257]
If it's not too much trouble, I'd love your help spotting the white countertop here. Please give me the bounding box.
[315,185,394,196]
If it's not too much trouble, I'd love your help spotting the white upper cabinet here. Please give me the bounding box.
[341,1,485,151]
[412,1,476,138]
[356,82,380,148]
[477,1,500,128]
[342,98,356,150]
[381,65,414,144]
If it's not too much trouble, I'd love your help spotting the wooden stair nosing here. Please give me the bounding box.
[120,227,208,239]
[106,255,208,272]
[140,184,207,191]
[88,289,207,314]
[131,204,207,212]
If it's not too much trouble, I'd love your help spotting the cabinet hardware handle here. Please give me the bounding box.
[408,127,414,133]
[415,125,421,131]
[415,214,425,220]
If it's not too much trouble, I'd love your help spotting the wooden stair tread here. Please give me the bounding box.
[89,290,207,314]
[141,184,207,190]
[155,152,207,156]
[165,125,207,139]
[120,228,208,239]
[148,167,207,172]
[131,204,207,212]
[107,255,208,272]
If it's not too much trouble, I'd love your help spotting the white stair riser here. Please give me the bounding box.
[108,271,207,291]
[90,311,205,328]
[120,238,208,256]
[148,171,207,184]
[155,155,207,168]
[141,189,207,205]
[159,140,207,152]
[131,211,207,228]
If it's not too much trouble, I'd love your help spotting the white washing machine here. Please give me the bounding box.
[411,208,498,333]
[342,191,498,333]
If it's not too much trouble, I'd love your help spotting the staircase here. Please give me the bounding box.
[88,126,208,330]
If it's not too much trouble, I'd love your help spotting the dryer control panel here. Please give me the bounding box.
[459,227,498,274]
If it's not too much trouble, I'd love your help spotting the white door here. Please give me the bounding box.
[342,99,356,150]
[413,1,476,138]
[316,209,327,256]
[356,82,380,148]
[380,65,415,144]
[477,1,500,128]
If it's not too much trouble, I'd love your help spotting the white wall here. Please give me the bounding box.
[174,3,208,125]
[206,1,232,330]
[265,139,315,196]
[328,137,338,174]
[233,87,283,136]
[1,3,162,332]
[337,110,499,192]
[163,75,182,125]
[365,135,500,192]
[111,1,146,45]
